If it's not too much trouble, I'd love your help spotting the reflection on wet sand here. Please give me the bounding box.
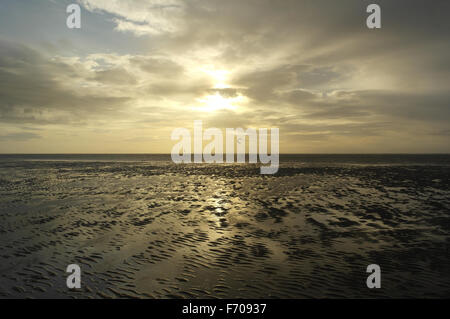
[0,160,449,298]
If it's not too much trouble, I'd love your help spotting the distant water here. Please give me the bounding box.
[0,154,449,165]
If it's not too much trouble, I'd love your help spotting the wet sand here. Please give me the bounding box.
[0,159,449,298]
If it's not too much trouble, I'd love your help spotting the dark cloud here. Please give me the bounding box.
[0,40,130,125]
[146,81,210,98]
[355,90,450,123]
[130,56,184,76]
[0,132,41,141]
[208,88,241,98]
[93,68,137,85]
[165,0,448,64]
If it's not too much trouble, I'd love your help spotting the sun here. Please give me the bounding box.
[195,66,247,112]
[197,93,245,112]
[196,65,247,112]
[202,67,230,89]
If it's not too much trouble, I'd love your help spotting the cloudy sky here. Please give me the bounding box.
[0,0,449,153]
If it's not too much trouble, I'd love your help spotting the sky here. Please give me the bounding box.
[0,0,449,154]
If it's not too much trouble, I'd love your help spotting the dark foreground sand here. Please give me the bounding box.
[0,158,449,298]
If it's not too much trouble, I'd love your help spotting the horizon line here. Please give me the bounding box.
[1,153,449,156]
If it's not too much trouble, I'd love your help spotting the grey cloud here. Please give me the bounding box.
[130,57,184,76]
[283,89,318,103]
[0,132,41,141]
[359,91,450,123]
[208,88,241,98]
[146,81,211,98]
[233,63,354,106]
[0,40,131,125]
[282,121,392,138]
[93,68,137,85]
[172,1,449,63]
[284,89,450,124]
[233,66,298,102]
[297,65,351,89]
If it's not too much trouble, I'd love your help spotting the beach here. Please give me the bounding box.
[0,155,449,298]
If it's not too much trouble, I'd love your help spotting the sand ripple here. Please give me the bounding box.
[0,160,449,298]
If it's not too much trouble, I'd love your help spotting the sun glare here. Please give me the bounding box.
[195,66,247,112]
[197,93,245,112]
[202,67,230,89]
